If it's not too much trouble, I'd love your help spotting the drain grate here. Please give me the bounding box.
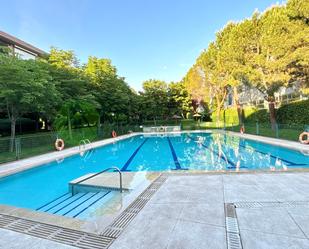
[235,201,309,209]
[225,203,242,249]
[100,174,167,241]
[0,214,113,249]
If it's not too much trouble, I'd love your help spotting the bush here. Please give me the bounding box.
[245,100,309,125]
[277,100,309,125]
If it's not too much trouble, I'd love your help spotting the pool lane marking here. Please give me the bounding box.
[187,135,236,168]
[73,191,111,218]
[167,137,182,170]
[51,193,88,214]
[63,192,99,216]
[121,138,149,171]
[238,141,304,166]
[43,193,82,212]
[36,192,69,211]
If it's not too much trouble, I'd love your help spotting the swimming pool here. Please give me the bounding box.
[0,132,308,219]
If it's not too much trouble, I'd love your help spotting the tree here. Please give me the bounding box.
[286,0,309,93]
[243,6,306,129]
[48,49,97,138]
[48,47,79,69]
[168,81,191,118]
[140,79,169,123]
[215,22,249,125]
[84,56,133,124]
[0,54,58,151]
[195,42,229,123]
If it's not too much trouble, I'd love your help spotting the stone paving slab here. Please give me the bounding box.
[236,207,306,238]
[240,230,309,249]
[0,228,77,249]
[109,172,309,249]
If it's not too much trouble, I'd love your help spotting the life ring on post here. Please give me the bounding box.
[55,139,65,151]
[240,126,245,134]
[299,132,309,144]
[112,130,117,138]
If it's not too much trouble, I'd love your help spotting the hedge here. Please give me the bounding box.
[245,99,309,125]
[277,99,309,125]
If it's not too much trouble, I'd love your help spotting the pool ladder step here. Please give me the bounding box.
[36,191,111,218]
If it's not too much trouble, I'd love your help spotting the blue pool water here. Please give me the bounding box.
[0,132,308,216]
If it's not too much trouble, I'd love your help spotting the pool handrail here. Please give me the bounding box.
[79,139,91,151]
[71,166,123,194]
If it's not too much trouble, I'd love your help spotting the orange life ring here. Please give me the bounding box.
[240,126,245,134]
[55,139,65,151]
[112,130,117,138]
[299,132,309,144]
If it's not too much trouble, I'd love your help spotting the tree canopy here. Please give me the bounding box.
[183,0,309,126]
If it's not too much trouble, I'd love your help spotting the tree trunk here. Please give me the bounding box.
[97,114,101,137]
[10,116,16,152]
[67,109,72,139]
[268,100,277,130]
[233,86,243,126]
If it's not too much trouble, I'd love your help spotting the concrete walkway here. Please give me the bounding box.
[110,173,309,249]
[2,172,309,248]
[0,228,77,249]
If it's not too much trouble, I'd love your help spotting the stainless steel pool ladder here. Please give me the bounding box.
[71,166,123,194]
[79,139,91,152]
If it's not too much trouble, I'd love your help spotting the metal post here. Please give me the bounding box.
[15,138,21,160]
[275,123,279,138]
[223,110,226,130]
[256,121,259,135]
[119,171,123,193]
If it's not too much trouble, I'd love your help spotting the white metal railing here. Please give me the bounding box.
[79,139,91,152]
[71,166,123,194]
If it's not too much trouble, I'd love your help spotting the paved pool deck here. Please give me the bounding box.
[2,172,309,249]
[109,172,309,249]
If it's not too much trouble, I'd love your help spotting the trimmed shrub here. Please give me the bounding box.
[277,99,309,125]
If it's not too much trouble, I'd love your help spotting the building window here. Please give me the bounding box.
[14,47,36,60]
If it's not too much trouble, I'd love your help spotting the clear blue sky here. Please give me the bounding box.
[1,0,281,90]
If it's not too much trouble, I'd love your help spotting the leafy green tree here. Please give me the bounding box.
[286,0,309,92]
[0,54,58,151]
[140,79,169,124]
[242,6,306,128]
[195,42,229,123]
[48,47,79,69]
[48,50,97,138]
[168,81,191,118]
[84,56,133,124]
